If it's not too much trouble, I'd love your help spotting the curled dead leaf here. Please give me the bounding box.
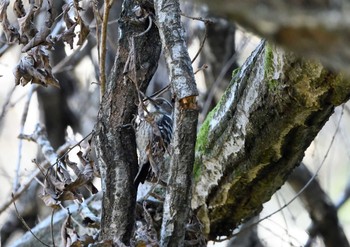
[13,48,60,88]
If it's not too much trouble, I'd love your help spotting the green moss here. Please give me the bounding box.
[193,158,202,181]
[268,79,279,92]
[193,105,218,180]
[264,43,274,80]
[329,73,350,105]
[193,71,240,180]
[264,43,284,94]
[231,67,241,78]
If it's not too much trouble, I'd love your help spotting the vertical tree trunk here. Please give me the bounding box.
[95,0,161,244]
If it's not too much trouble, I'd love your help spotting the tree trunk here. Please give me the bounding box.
[95,0,161,244]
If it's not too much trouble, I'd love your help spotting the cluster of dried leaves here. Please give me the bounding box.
[61,211,96,247]
[18,124,102,246]
[47,143,101,245]
[41,151,99,209]
[0,0,89,87]
[43,151,102,245]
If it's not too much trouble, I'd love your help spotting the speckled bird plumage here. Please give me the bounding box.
[134,97,173,187]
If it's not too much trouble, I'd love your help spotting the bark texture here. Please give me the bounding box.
[95,0,161,244]
[192,41,350,239]
[155,0,199,246]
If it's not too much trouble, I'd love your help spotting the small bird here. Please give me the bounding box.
[134,97,173,188]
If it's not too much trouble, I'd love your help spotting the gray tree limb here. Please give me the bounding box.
[154,0,199,246]
[192,41,350,239]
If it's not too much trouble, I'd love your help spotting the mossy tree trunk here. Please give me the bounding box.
[192,41,350,239]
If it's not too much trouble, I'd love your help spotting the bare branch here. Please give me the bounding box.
[0,85,16,136]
[12,194,51,247]
[14,85,38,192]
[289,163,350,247]
[99,0,114,100]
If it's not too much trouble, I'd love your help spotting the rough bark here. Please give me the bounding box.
[289,163,350,247]
[154,0,199,246]
[95,0,161,244]
[196,0,350,76]
[192,41,350,239]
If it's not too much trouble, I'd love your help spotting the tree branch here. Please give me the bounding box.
[196,0,350,76]
[154,0,199,246]
[99,0,114,100]
[289,163,350,247]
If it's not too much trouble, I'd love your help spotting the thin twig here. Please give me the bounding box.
[148,84,171,99]
[99,0,114,100]
[0,85,16,135]
[51,209,56,247]
[93,0,102,86]
[14,85,38,192]
[191,22,208,64]
[134,15,153,38]
[180,12,212,64]
[194,64,208,75]
[12,194,51,247]
[54,130,95,168]
[181,12,212,23]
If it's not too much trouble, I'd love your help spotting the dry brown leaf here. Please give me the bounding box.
[39,193,60,209]
[0,0,9,19]
[13,0,25,18]
[14,55,35,86]
[57,165,72,184]
[14,48,60,87]
[65,156,81,176]
[61,213,96,247]
[0,1,20,43]
[17,5,38,44]
[60,23,77,49]
[62,4,75,28]
[82,217,100,229]
[65,163,94,192]
[58,190,83,202]
[76,16,90,46]
[61,213,73,247]
[64,154,98,195]
[78,234,95,245]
